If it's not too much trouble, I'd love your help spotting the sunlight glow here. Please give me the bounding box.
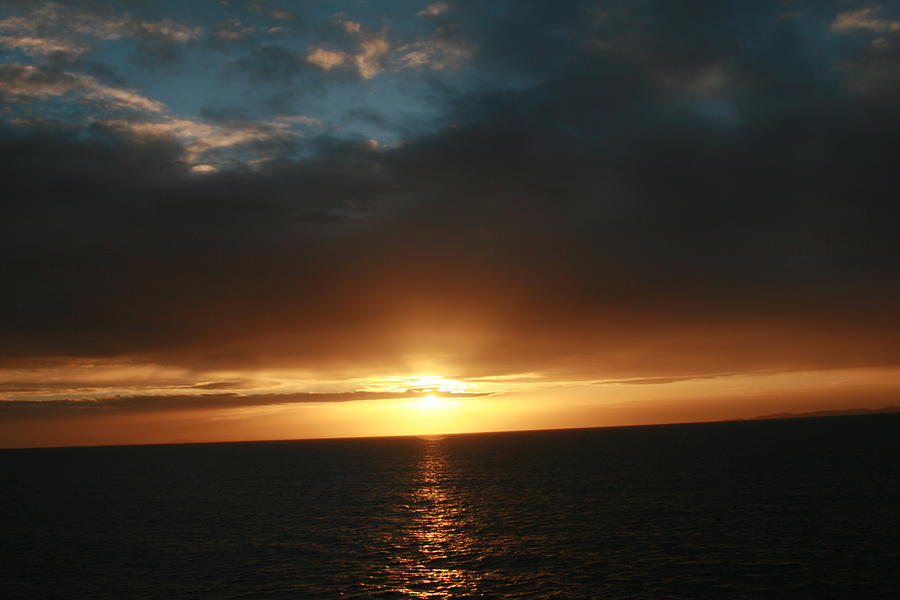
[404,376,471,394]
[360,374,474,395]
[412,395,460,411]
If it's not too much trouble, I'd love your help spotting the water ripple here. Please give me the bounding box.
[1,415,898,599]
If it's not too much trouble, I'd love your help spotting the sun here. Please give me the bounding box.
[413,394,460,411]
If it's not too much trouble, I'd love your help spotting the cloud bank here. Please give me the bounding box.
[0,0,898,425]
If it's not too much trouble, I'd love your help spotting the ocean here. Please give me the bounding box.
[2,414,898,599]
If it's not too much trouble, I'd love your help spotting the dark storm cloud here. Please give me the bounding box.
[1,0,898,381]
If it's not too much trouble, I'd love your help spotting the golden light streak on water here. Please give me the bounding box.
[386,439,481,598]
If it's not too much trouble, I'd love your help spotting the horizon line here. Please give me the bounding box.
[3,407,898,451]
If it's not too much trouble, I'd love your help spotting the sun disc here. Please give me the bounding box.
[414,395,460,410]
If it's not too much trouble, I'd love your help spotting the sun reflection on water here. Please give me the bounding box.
[386,439,480,598]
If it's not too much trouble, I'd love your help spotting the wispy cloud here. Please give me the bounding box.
[248,1,293,22]
[0,389,492,417]
[103,113,321,167]
[0,34,86,57]
[0,60,321,167]
[831,5,900,100]
[213,19,256,42]
[397,35,473,71]
[307,18,471,78]
[595,374,740,386]
[0,63,166,112]
[0,1,200,46]
[306,47,349,71]
[832,7,900,34]
[418,2,450,18]
[306,20,390,79]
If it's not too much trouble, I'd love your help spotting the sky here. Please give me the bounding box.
[1,0,899,448]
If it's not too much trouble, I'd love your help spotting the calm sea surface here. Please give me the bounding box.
[2,414,898,599]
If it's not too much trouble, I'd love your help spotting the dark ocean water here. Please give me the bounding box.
[1,414,898,599]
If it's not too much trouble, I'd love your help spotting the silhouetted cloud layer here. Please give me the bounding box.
[0,390,491,419]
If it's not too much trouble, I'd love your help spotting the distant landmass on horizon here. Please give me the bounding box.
[754,406,900,420]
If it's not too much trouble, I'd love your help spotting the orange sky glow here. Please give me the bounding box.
[3,363,899,448]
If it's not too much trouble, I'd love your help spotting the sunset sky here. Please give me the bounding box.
[1,0,898,448]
